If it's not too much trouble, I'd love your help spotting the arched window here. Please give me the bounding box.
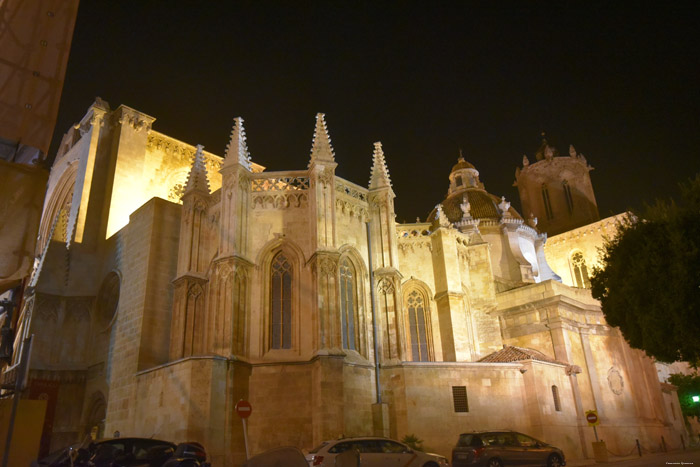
[97,272,120,325]
[541,184,553,220]
[455,175,463,187]
[270,252,292,349]
[339,259,358,351]
[571,252,590,288]
[406,289,430,362]
[562,180,574,214]
[552,385,562,411]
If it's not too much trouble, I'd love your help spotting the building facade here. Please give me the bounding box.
[17,99,686,464]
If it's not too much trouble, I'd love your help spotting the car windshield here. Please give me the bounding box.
[458,434,483,447]
[309,442,328,454]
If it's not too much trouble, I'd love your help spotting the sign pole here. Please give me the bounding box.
[585,410,600,442]
[235,399,252,460]
[242,418,249,459]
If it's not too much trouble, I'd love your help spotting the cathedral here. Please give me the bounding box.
[15,98,686,465]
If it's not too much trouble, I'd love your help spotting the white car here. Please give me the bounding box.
[306,437,449,467]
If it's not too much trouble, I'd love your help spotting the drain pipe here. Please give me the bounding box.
[366,222,381,404]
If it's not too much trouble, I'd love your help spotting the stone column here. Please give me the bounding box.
[430,226,471,361]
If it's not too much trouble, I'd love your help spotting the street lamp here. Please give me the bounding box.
[692,395,699,403]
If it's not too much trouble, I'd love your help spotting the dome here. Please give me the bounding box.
[451,156,475,173]
[428,188,523,224]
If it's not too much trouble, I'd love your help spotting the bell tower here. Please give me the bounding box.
[514,135,599,236]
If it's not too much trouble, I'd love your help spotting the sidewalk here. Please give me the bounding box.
[566,446,700,466]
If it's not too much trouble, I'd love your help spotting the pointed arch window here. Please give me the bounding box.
[563,180,574,214]
[542,184,554,220]
[571,252,590,289]
[270,252,292,349]
[406,289,430,362]
[339,259,358,351]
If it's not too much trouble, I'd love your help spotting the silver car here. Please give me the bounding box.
[306,437,449,467]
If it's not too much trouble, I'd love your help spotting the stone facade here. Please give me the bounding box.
[19,99,686,464]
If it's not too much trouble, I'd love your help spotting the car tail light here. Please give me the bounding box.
[312,455,324,465]
[473,447,486,458]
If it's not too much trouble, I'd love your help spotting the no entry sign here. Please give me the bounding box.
[235,399,253,419]
[585,410,599,426]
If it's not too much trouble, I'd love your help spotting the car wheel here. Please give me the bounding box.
[548,454,563,467]
[487,458,502,467]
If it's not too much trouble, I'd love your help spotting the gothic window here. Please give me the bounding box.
[552,385,561,411]
[339,259,358,351]
[406,289,430,362]
[97,272,120,325]
[270,252,292,349]
[563,180,574,214]
[542,184,554,220]
[571,252,591,288]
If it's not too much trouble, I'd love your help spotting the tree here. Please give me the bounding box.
[667,373,700,420]
[401,434,424,451]
[590,175,700,365]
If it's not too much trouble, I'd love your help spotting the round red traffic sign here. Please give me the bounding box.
[586,412,598,424]
[235,400,252,419]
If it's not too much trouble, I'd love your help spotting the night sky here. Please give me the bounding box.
[52,2,700,223]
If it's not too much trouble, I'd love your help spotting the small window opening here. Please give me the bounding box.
[452,386,469,412]
[552,385,561,411]
[455,175,463,187]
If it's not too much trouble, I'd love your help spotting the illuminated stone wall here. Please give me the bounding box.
[544,215,623,288]
[28,101,687,465]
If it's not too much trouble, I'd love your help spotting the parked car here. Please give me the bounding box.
[452,431,565,467]
[32,437,210,467]
[305,437,449,467]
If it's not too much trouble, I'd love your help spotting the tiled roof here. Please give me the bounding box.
[478,345,562,364]
[428,189,523,223]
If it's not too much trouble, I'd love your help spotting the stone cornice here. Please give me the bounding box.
[172,273,208,286]
[546,214,626,246]
[112,105,155,132]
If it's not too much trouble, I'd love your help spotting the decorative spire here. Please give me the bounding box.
[309,113,335,165]
[498,196,511,214]
[184,145,210,196]
[436,203,451,228]
[224,117,251,170]
[528,213,538,228]
[369,141,392,189]
[569,144,577,158]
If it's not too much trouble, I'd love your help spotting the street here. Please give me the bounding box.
[574,448,700,466]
